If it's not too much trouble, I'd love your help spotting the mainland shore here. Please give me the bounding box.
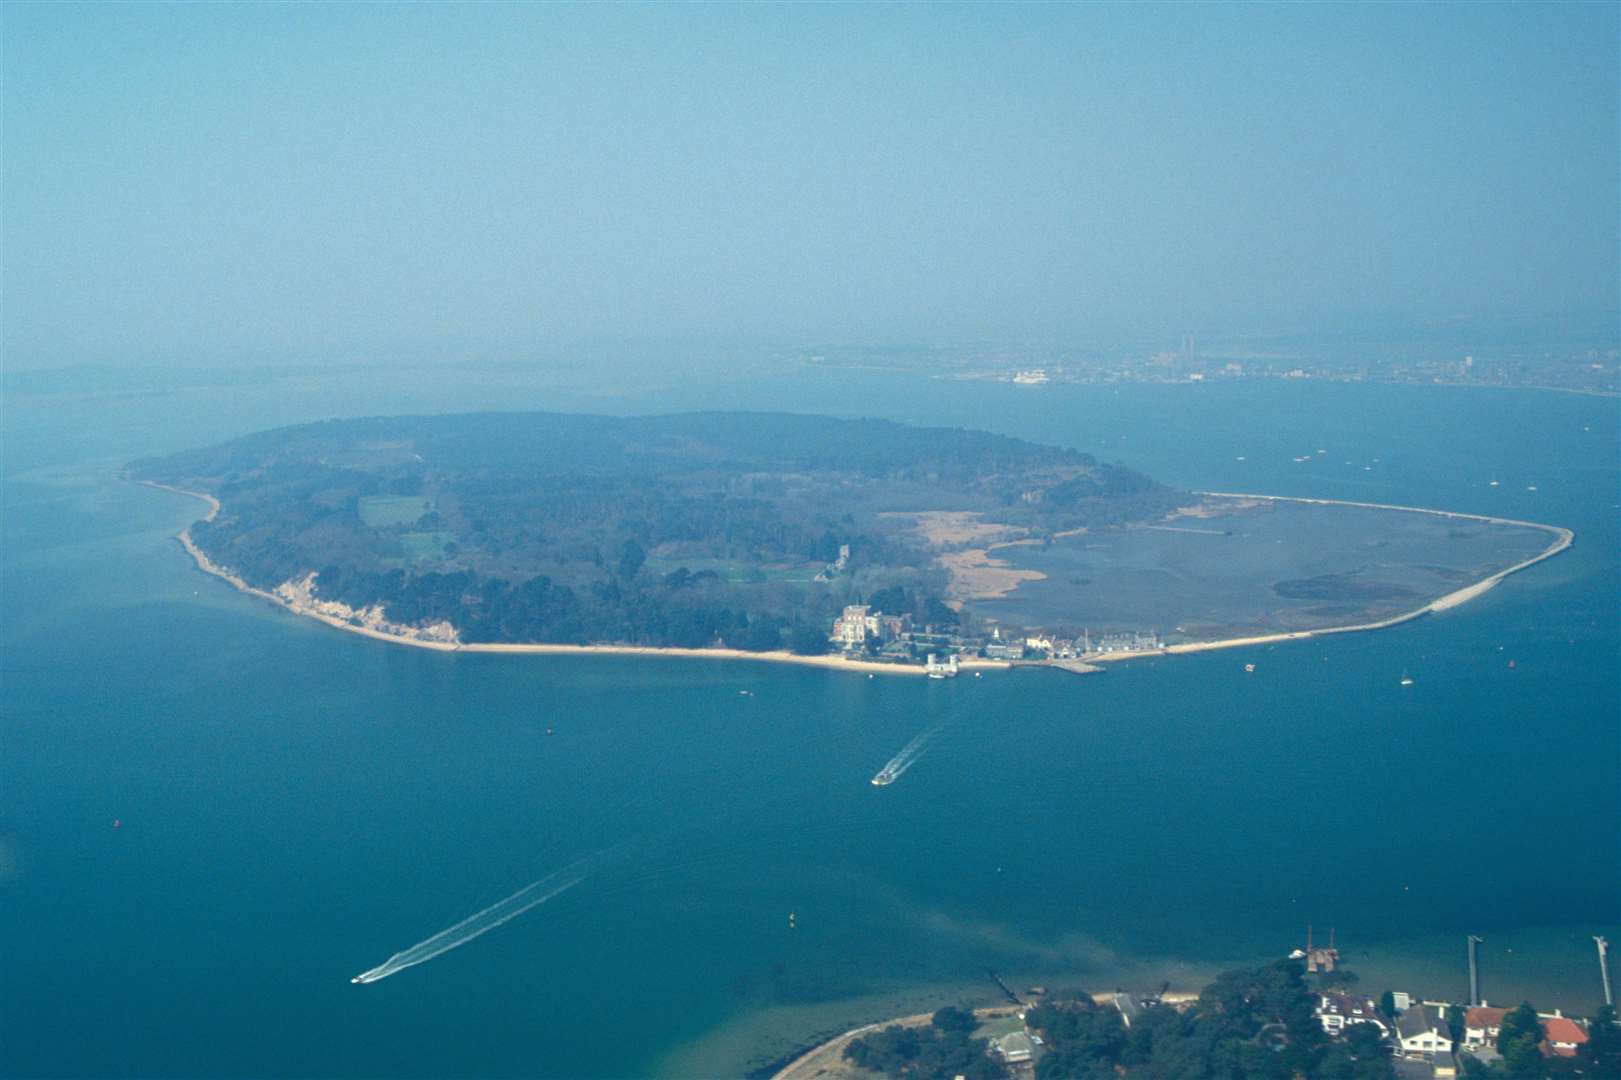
[140,480,1572,676]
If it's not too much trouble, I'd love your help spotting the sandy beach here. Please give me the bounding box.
[143,480,1571,675]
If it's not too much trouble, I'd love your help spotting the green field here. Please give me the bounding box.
[399,531,453,561]
[358,495,431,527]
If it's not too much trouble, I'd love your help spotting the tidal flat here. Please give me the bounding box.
[971,496,1558,641]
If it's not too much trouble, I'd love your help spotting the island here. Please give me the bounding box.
[127,411,1570,673]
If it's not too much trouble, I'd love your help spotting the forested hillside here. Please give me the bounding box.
[130,411,1179,649]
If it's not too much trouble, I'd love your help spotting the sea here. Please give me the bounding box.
[3,360,1617,1078]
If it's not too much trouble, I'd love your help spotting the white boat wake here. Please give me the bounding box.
[871,724,942,786]
[350,867,583,985]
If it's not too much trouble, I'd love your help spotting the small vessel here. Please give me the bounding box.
[1400,675,1414,687]
[1244,663,1255,673]
[1489,479,1500,487]
[871,769,896,787]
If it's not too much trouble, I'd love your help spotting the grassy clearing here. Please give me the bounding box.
[359,495,431,527]
[400,531,452,561]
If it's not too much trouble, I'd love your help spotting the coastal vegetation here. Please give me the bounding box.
[843,1007,1008,1080]
[830,962,1621,1080]
[127,411,1177,650]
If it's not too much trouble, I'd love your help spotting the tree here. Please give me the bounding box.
[1379,990,1399,1017]
[616,538,646,579]
[1317,1021,1396,1080]
[1579,1005,1621,1076]
[1496,1002,1544,1077]
[786,623,830,655]
[1446,1004,1467,1048]
[931,1005,976,1034]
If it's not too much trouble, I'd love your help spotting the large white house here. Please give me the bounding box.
[1395,1004,1452,1059]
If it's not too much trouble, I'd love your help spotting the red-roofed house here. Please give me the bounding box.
[1464,1007,1508,1050]
[1540,1015,1589,1057]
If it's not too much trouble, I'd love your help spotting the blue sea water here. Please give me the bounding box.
[2,367,1616,1078]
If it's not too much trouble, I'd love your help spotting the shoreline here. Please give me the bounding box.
[140,480,1572,675]
[1080,491,1573,665]
[770,993,1200,1080]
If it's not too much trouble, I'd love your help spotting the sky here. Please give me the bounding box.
[3,2,1617,368]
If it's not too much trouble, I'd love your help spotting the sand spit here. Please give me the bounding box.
[1087,491,1573,664]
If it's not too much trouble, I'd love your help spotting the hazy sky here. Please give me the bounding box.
[4,3,1617,367]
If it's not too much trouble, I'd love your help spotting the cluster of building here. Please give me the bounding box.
[1307,993,1591,1078]
[828,604,1163,667]
[1291,933,1595,1078]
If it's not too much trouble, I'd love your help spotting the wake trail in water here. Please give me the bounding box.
[350,867,583,985]
[872,723,943,785]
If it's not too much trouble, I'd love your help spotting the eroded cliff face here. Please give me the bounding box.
[273,573,460,644]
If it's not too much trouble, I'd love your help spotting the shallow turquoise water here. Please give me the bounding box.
[3,369,1616,1077]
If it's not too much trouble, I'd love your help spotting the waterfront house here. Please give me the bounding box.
[992,1031,1035,1064]
[831,605,870,648]
[1463,1006,1507,1050]
[1395,1005,1452,1059]
[1540,1015,1589,1058]
[1315,992,1391,1038]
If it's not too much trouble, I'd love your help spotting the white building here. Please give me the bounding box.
[1315,993,1390,1038]
[1395,1005,1452,1059]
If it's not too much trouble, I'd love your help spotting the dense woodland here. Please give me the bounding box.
[130,411,1180,649]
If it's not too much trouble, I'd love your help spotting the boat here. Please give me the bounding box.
[1400,675,1414,687]
[1244,663,1256,673]
[871,769,896,786]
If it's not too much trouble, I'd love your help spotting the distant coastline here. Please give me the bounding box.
[139,480,1572,675]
